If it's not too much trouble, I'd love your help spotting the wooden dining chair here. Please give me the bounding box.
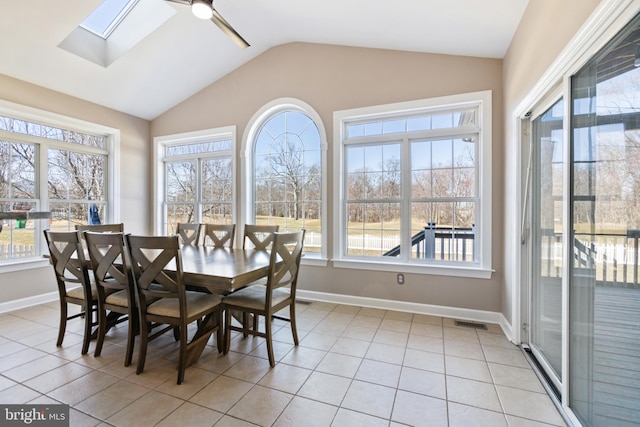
[126,234,224,384]
[84,231,137,366]
[242,224,279,250]
[176,223,201,246]
[202,223,236,248]
[241,224,280,296]
[224,230,305,367]
[44,230,98,355]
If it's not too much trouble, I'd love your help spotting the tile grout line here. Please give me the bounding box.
[0,302,564,426]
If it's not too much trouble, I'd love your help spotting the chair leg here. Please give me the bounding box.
[57,302,67,347]
[94,307,107,357]
[289,303,299,346]
[216,308,223,353]
[242,312,248,338]
[224,309,232,354]
[265,314,275,367]
[136,318,149,375]
[81,304,92,355]
[124,312,137,367]
[177,325,188,385]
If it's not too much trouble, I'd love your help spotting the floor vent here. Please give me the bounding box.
[296,300,312,305]
[455,320,488,330]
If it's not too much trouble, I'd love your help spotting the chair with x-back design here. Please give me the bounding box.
[176,223,201,246]
[202,223,236,248]
[44,230,97,355]
[242,224,279,250]
[126,234,224,384]
[84,231,138,366]
[224,230,305,366]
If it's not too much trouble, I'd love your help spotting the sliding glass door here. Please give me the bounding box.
[569,13,640,426]
[530,98,565,391]
[524,11,640,427]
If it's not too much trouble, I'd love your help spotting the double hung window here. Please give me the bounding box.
[158,127,235,235]
[0,102,114,264]
[334,91,492,277]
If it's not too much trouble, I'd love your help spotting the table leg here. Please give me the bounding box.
[184,312,219,367]
[90,311,127,339]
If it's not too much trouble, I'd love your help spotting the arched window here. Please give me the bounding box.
[244,99,326,259]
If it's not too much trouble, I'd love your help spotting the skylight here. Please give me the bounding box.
[60,0,174,68]
[80,0,139,39]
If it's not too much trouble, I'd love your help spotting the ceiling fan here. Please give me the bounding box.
[165,0,250,48]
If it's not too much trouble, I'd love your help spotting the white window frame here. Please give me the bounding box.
[0,99,120,273]
[242,98,328,265]
[333,91,493,279]
[510,2,640,422]
[153,126,237,236]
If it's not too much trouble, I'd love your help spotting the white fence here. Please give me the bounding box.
[344,234,401,252]
[0,243,37,258]
[303,232,402,252]
[303,232,322,249]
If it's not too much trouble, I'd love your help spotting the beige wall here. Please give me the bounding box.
[153,42,505,313]
[0,1,608,315]
[501,0,602,325]
[0,74,150,304]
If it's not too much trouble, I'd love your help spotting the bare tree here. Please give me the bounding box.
[202,157,233,221]
[259,137,318,221]
[166,160,196,223]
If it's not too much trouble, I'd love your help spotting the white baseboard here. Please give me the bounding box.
[498,315,516,344]
[0,289,519,343]
[0,292,58,314]
[296,289,515,342]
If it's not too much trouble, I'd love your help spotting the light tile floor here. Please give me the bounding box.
[0,300,567,427]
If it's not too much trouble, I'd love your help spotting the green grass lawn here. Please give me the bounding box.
[0,224,37,246]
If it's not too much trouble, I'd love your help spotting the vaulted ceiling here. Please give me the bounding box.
[0,0,528,120]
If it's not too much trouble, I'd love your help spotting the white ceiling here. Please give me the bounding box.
[0,0,528,120]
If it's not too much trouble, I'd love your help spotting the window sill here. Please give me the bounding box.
[0,257,51,274]
[332,259,494,279]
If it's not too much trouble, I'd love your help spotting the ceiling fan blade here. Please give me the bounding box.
[210,7,250,49]
[164,0,191,5]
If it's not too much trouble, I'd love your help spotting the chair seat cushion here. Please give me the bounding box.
[224,285,291,311]
[104,289,130,307]
[147,291,223,318]
[67,284,98,300]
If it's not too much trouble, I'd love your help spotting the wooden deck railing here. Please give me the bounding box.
[540,229,640,288]
[383,224,640,288]
[384,223,476,262]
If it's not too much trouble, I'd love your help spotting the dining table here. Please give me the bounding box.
[177,245,273,295]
